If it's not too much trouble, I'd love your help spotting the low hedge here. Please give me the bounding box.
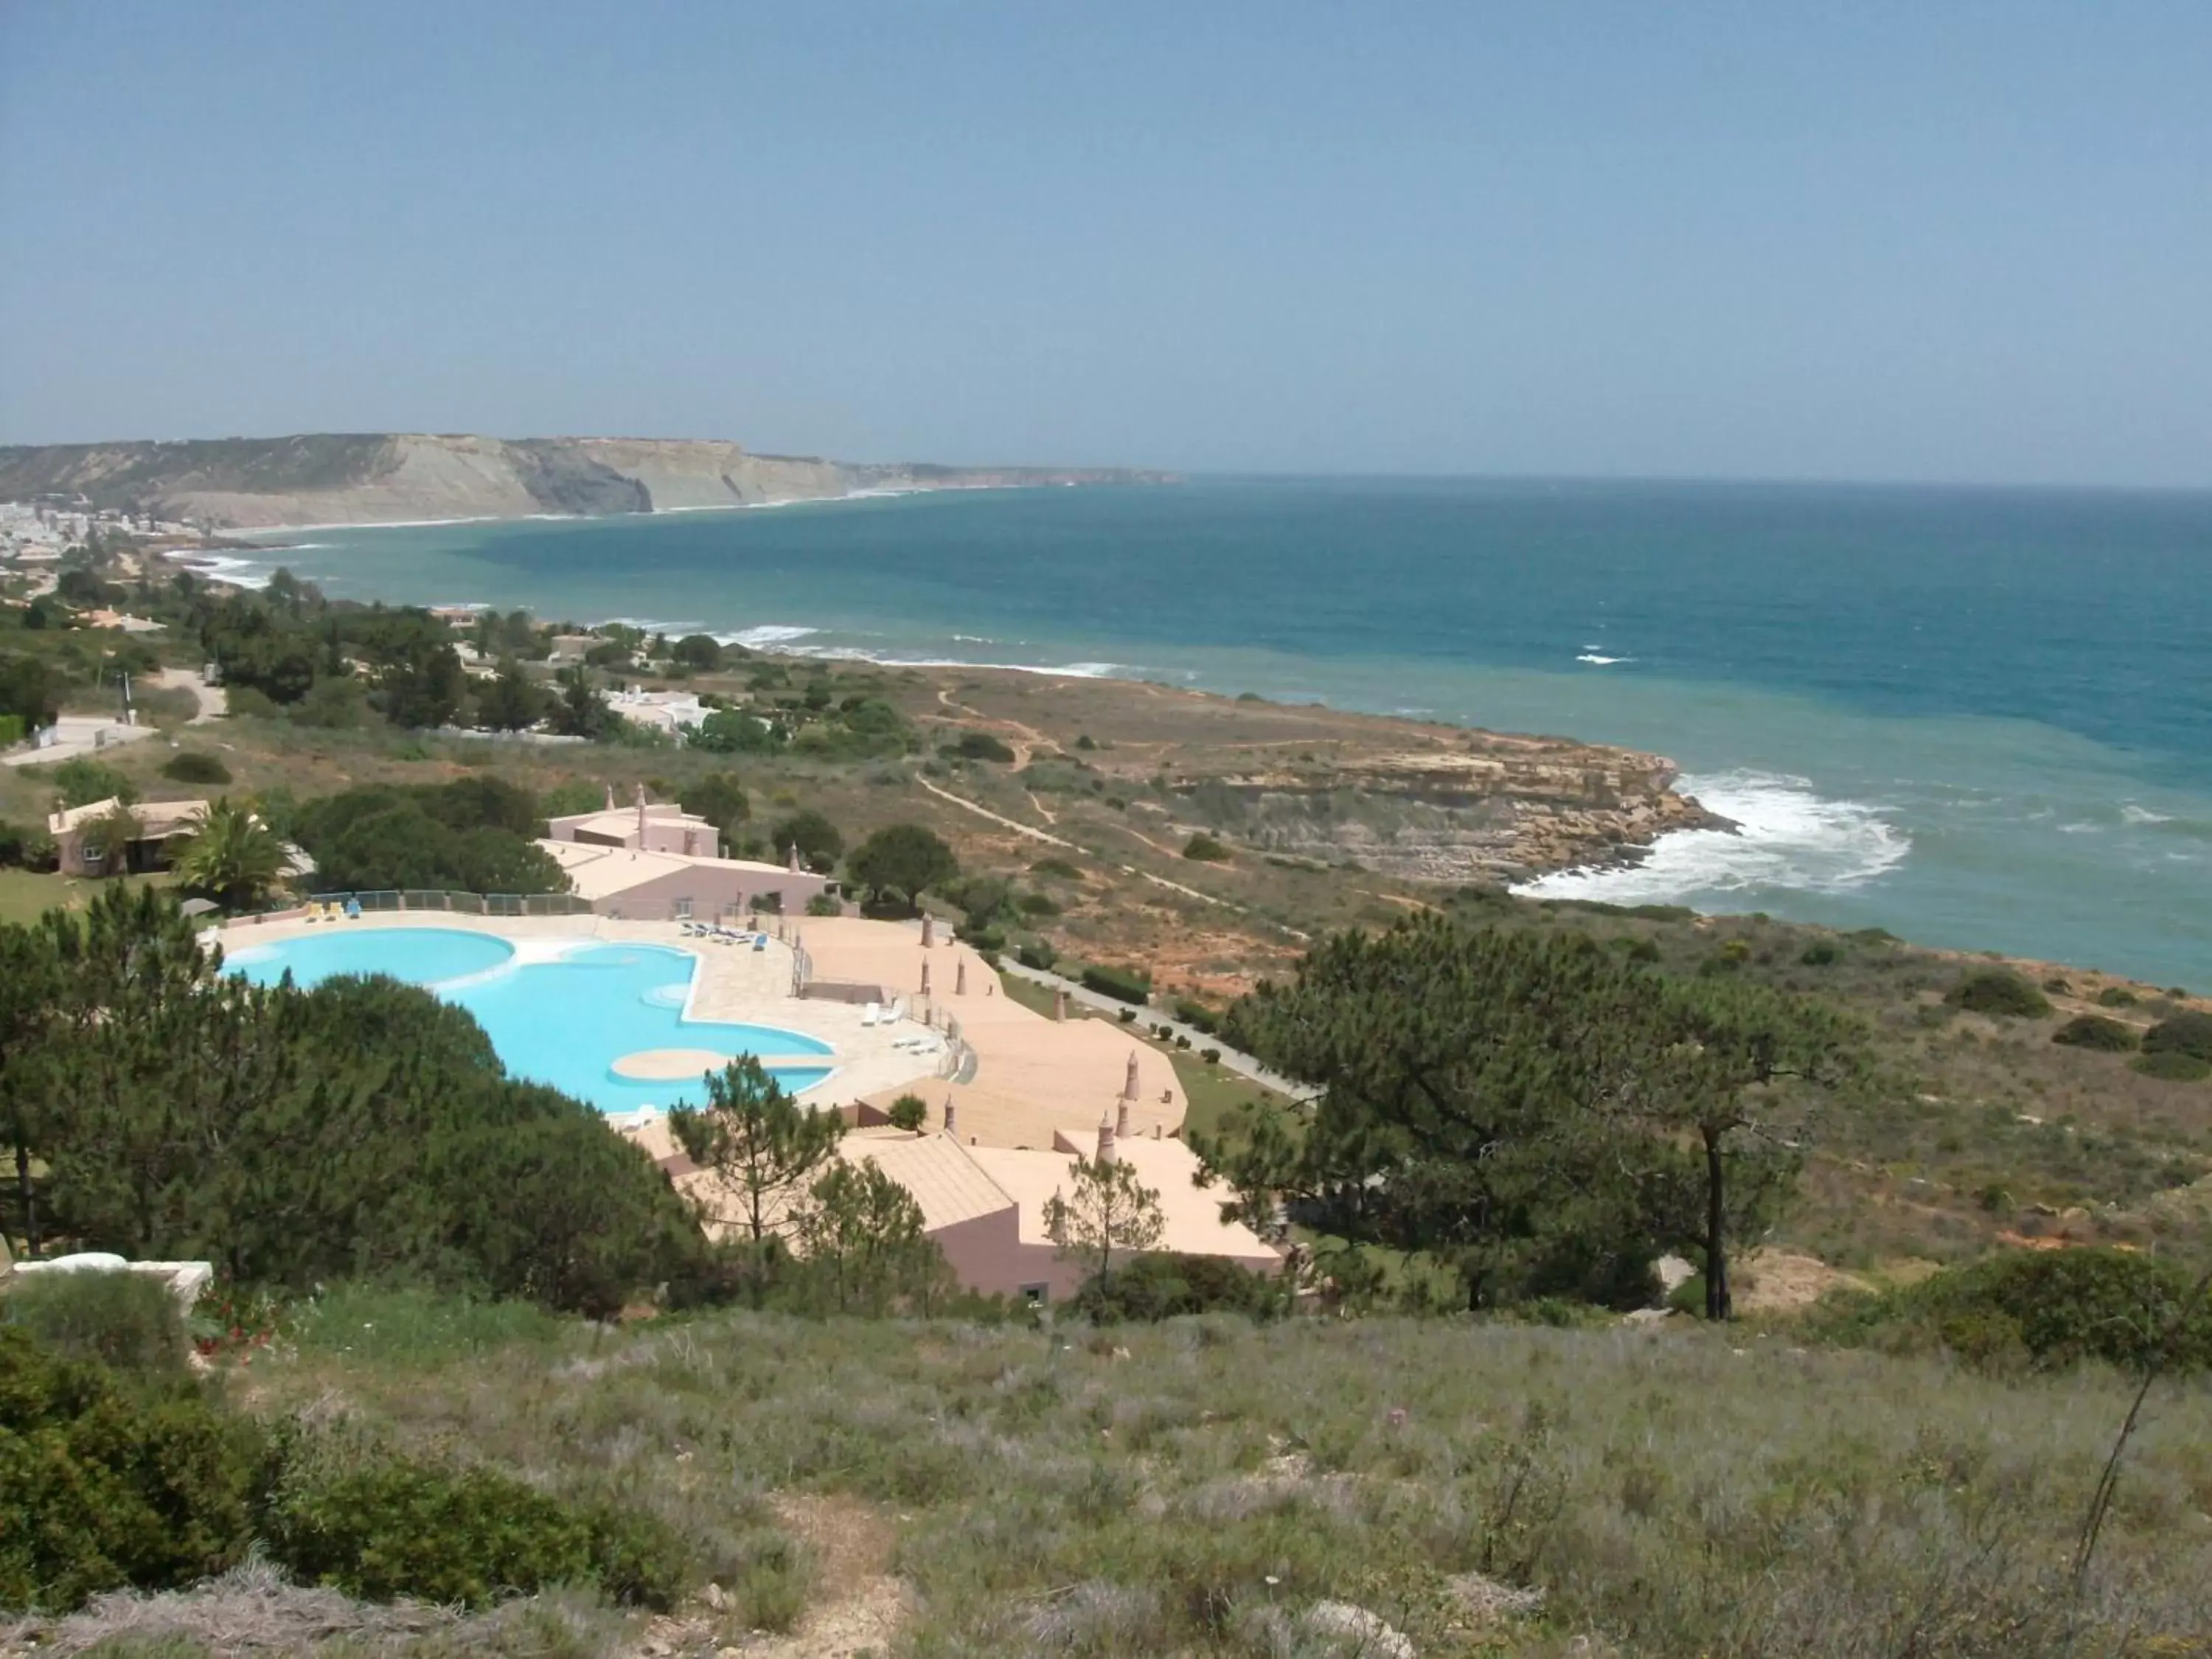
[1079,962,1152,1005]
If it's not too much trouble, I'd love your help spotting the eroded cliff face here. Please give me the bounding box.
[1166,741,1726,883]
[0,434,1173,528]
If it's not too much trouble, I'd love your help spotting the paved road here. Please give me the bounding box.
[995,956,1318,1103]
[1,716,159,769]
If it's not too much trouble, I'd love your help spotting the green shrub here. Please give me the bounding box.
[1812,1248,2212,1373]
[1172,997,1219,1034]
[0,1327,268,1611]
[2142,1010,2212,1063]
[1081,961,1152,1005]
[1799,939,1841,967]
[1016,892,1061,918]
[2051,1014,2140,1052]
[264,1455,688,1610]
[1015,939,1057,972]
[1945,968,2053,1018]
[939,731,1015,763]
[160,751,232,785]
[1181,832,1231,862]
[1072,1253,1283,1323]
[2096,985,2140,1007]
[2131,1051,2212,1083]
[886,1093,928,1132]
[804,891,843,917]
[2,1270,187,1377]
[1029,857,1084,880]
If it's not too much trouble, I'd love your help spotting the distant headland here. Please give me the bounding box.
[0,433,1178,531]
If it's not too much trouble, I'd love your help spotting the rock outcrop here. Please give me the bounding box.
[1166,739,1727,884]
[0,434,1174,529]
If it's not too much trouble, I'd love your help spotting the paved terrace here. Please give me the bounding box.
[795,917,1186,1150]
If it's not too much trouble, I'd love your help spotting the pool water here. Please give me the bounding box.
[226,928,834,1113]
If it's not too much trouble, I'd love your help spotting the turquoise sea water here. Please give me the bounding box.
[226,931,835,1111]
[231,479,2212,983]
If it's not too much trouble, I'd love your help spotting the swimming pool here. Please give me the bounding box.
[226,928,835,1113]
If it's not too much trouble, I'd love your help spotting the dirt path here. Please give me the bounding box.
[914,773,1078,849]
[153,667,226,724]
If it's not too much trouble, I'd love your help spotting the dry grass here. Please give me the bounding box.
[192,1292,2212,1658]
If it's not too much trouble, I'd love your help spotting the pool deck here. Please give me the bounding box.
[212,910,947,1107]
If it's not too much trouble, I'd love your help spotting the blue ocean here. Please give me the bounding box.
[232,479,2212,984]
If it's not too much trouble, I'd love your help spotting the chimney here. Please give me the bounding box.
[1096,1113,1117,1165]
[1122,1050,1140,1102]
[787,840,801,874]
[1116,1096,1130,1138]
[943,1097,956,1137]
[634,782,647,839]
[921,914,936,948]
[1054,987,1067,1022]
[955,959,967,996]
[920,961,932,997]
[603,782,616,810]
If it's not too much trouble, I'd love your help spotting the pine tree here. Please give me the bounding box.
[669,1057,844,1304]
[1044,1152,1164,1294]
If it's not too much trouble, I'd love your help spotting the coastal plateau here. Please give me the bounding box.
[0,433,1172,529]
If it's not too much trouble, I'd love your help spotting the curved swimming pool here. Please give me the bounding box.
[228,928,835,1113]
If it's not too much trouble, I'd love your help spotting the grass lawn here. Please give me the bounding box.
[0,867,173,928]
[1169,1046,1296,1144]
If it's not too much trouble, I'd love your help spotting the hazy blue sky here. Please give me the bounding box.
[2,2,2207,485]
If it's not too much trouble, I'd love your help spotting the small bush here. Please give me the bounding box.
[0,1327,267,1611]
[1945,968,2053,1018]
[2,1270,187,1377]
[1200,1048,1220,1065]
[2142,1009,2212,1063]
[1080,962,1152,1005]
[1073,1253,1282,1323]
[1799,939,1841,967]
[804,892,843,917]
[2131,1051,2212,1083]
[264,1455,688,1610]
[1015,939,1058,972]
[940,731,1015,764]
[2096,985,2140,1007]
[2051,1014,2140,1052]
[1030,857,1084,880]
[1812,1248,2212,1373]
[1016,892,1062,918]
[1181,832,1231,863]
[160,751,232,785]
[1171,997,1219,1034]
[886,1093,928,1132]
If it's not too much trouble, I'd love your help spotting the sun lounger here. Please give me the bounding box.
[751,934,768,951]
[861,1002,880,1027]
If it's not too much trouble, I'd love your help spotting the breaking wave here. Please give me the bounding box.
[1512,771,1910,904]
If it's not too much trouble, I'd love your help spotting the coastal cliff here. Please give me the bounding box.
[1161,740,1725,883]
[0,434,1172,529]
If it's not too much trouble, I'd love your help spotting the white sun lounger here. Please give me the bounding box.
[861,1002,880,1027]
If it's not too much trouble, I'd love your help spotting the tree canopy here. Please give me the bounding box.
[0,887,697,1314]
[848,824,959,915]
[1200,915,1857,1315]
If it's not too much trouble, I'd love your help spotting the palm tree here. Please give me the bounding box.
[172,797,286,912]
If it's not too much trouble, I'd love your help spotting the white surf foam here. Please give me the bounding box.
[719,624,820,648]
[1512,771,1910,904]
[1576,653,1632,666]
[2121,803,2175,825]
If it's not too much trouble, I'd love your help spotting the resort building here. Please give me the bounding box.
[47,796,209,877]
[605,687,709,736]
[832,1120,1282,1305]
[540,787,826,920]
